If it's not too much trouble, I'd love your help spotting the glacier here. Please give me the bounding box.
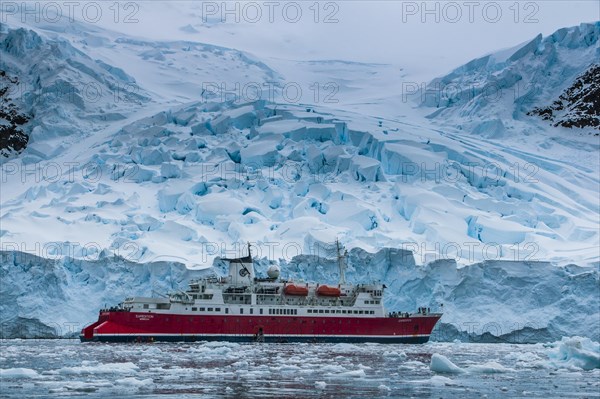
[1,247,598,342]
[0,15,598,344]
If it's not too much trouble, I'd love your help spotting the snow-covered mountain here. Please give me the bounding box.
[0,25,150,158]
[0,17,598,341]
[421,22,599,137]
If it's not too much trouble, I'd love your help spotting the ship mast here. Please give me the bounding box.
[336,239,347,285]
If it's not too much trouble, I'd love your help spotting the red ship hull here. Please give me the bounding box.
[81,311,441,344]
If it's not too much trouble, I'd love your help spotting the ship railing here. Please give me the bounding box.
[100,307,130,313]
[387,312,411,318]
[190,276,224,284]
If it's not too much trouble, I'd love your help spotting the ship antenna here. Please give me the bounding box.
[247,242,252,260]
[336,238,346,285]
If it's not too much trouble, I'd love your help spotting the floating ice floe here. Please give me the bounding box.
[429,353,466,374]
[0,368,39,378]
[546,336,600,371]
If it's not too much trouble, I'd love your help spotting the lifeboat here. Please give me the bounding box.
[316,285,341,297]
[284,284,309,296]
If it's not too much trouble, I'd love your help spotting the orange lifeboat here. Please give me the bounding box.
[284,284,309,296]
[316,285,341,297]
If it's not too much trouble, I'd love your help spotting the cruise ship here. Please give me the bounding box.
[81,243,442,343]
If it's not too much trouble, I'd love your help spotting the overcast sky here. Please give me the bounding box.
[86,1,598,79]
[4,1,595,80]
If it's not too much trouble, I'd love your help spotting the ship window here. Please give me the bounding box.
[269,309,272,315]
[307,310,312,314]
[192,307,197,311]
[342,310,346,314]
[216,308,221,312]
[260,309,263,314]
[354,310,358,314]
[208,308,213,311]
[240,308,244,314]
[336,310,341,314]
[376,301,380,304]
[200,307,205,311]
[319,310,324,314]
[250,309,253,314]
[143,304,149,309]
[359,311,364,314]
[325,310,329,313]
[294,309,297,315]
[225,308,229,314]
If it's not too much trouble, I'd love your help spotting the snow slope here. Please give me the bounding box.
[420,22,599,137]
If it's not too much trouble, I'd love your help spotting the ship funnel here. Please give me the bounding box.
[222,242,255,285]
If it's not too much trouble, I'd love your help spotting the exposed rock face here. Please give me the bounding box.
[0,70,30,156]
[528,64,600,130]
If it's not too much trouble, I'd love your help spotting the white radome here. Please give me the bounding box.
[267,265,280,279]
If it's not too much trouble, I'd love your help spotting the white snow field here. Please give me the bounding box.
[0,14,598,341]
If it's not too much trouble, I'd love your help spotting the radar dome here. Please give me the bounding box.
[267,265,280,279]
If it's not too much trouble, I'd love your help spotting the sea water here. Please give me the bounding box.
[1,339,598,398]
